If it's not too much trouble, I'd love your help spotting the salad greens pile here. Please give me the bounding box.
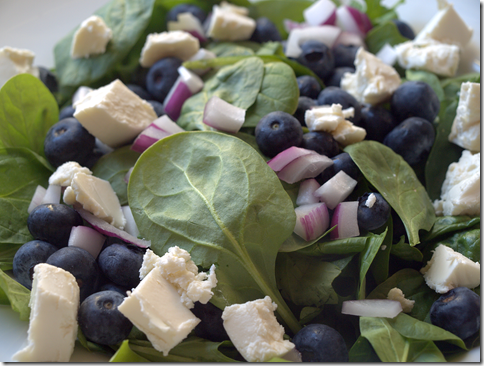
[0,0,480,362]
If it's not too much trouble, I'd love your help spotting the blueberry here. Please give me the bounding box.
[28,204,83,248]
[191,302,230,342]
[250,17,282,43]
[430,287,480,340]
[98,243,145,290]
[317,86,361,124]
[127,84,152,101]
[358,104,398,142]
[147,100,165,117]
[292,323,349,362]
[392,19,415,40]
[317,152,359,184]
[383,117,435,166]
[293,96,317,126]
[146,57,183,103]
[58,105,76,120]
[46,246,100,302]
[37,66,58,94]
[390,81,440,124]
[129,65,150,89]
[166,3,207,24]
[78,290,133,345]
[357,192,391,231]
[44,117,96,168]
[255,111,303,158]
[99,282,129,296]
[301,131,340,157]
[332,44,359,68]
[324,66,355,88]
[297,75,321,99]
[13,240,58,289]
[297,40,335,81]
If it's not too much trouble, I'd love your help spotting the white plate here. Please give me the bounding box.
[0,0,480,362]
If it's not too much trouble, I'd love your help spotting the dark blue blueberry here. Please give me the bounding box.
[147,100,165,117]
[146,57,183,103]
[250,17,282,43]
[392,19,415,40]
[324,66,355,87]
[58,105,76,120]
[191,302,230,342]
[383,117,435,166]
[430,287,480,340]
[166,3,207,24]
[13,240,58,289]
[317,86,361,124]
[297,75,321,99]
[98,243,145,290]
[292,323,349,362]
[293,96,317,126]
[390,81,440,124]
[28,204,83,248]
[78,290,133,345]
[317,152,359,184]
[46,246,100,302]
[255,111,303,158]
[357,192,391,231]
[130,65,150,89]
[358,104,399,142]
[297,40,335,81]
[127,84,152,101]
[301,131,340,158]
[332,44,359,68]
[99,282,129,296]
[38,66,58,94]
[44,117,96,168]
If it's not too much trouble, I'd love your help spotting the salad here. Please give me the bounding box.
[0,0,480,362]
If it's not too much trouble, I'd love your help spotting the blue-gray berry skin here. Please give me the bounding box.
[165,4,207,24]
[430,287,480,340]
[191,302,230,342]
[324,66,355,88]
[333,44,359,68]
[58,105,76,120]
[13,240,58,289]
[301,131,340,158]
[250,17,282,43]
[390,81,440,124]
[358,104,398,143]
[146,57,183,103]
[297,75,321,99]
[38,66,58,94]
[392,19,415,39]
[317,86,361,124]
[317,152,360,185]
[292,323,349,362]
[127,84,152,101]
[78,290,133,345]
[147,100,165,117]
[357,192,391,231]
[297,40,335,81]
[294,96,317,126]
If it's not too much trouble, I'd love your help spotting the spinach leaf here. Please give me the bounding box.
[441,72,480,100]
[256,42,285,56]
[297,236,368,256]
[364,0,403,25]
[92,146,140,206]
[423,216,480,241]
[406,70,445,102]
[0,269,30,321]
[365,21,409,54]
[370,221,393,285]
[390,239,423,262]
[422,229,480,264]
[110,340,150,362]
[349,335,381,362]
[279,230,333,253]
[207,42,256,57]
[0,74,59,157]
[358,229,387,299]
[128,131,300,333]
[0,244,20,271]
[345,141,435,246]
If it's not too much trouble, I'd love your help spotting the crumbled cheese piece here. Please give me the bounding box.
[70,15,112,59]
[219,1,250,15]
[0,46,39,88]
[222,296,295,362]
[433,150,480,216]
[331,119,367,146]
[365,193,376,208]
[387,288,415,313]
[448,82,480,152]
[49,162,92,186]
[206,5,256,41]
[139,249,161,280]
[167,12,205,38]
[420,244,480,294]
[341,47,401,105]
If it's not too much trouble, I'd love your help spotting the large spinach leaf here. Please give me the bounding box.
[0,269,30,321]
[0,244,21,271]
[423,215,480,242]
[298,236,368,256]
[390,238,423,262]
[365,21,409,54]
[358,229,387,299]
[110,340,150,362]
[422,229,480,264]
[128,131,300,333]
[349,335,381,362]
[345,141,435,246]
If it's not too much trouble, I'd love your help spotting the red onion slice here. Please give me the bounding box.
[68,225,105,259]
[75,207,150,248]
[341,299,403,318]
[303,0,337,26]
[330,201,360,240]
[336,6,372,37]
[277,154,333,184]
[41,184,62,205]
[28,185,47,213]
[268,146,317,172]
[285,26,342,58]
[121,206,140,238]
[314,170,357,209]
[294,202,330,241]
[203,96,246,133]
[131,125,171,153]
[151,115,185,134]
[283,19,309,33]
[296,178,321,206]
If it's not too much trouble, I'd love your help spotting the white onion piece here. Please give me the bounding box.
[75,207,151,248]
[296,179,321,206]
[336,6,372,37]
[285,26,342,58]
[303,0,337,26]
[294,202,330,241]
[314,170,357,209]
[203,96,246,133]
[131,125,171,153]
[268,146,317,172]
[167,12,207,42]
[68,225,105,259]
[187,48,217,75]
[28,185,47,213]
[72,86,93,105]
[41,184,62,205]
[333,31,365,48]
[375,43,398,65]
[124,167,134,184]
[342,299,403,318]
[277,154,333,184]
[121,206,140,238]
[151,115,185,134]
[330,201,360,240]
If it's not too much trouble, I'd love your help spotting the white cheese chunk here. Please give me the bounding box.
[420,244,480,294]
[331,119,366,146]
[0,46,39,88]
[49,161,92,186]
[387,288,414,313]
[285,26,341,59]
[219,1,249,16]
[63,172,126,229]
[167,12,205,39]
[70,15,112,59]
[73,79,157,148]
[118,268,201,356]
[12,263,79,362]
[139,249,161,280]
[341,47,401,105]
[433,150,480,216]
[222,296,295,362]
[448,82,480,152]
[206,5,256,41]
[394,38,460,77]
[139,31,199,67]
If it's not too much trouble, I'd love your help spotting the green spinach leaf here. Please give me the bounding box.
[358,229,387,298]
[365,21,409,54]
[422,229,480,264]
[0,269,30,321]
[423,215,480,241]
[364,0,403,24]
[390,239,423,262]
[0,244,20,271]
[349,335,381,362]
[297,236,368,256]
[110,340,150,362]
[207,42,256,57]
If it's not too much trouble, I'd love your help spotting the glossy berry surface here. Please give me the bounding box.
[250,17,282,43]
[383,117,435,166]
[332,44,359,68]
[301,131,340,158]
[127,84,152,100]
[28,204,83,248]
[357,192,391,231]
[38,66,58,94]
[430,287,480,340]
[147,100,165,117]
[317,86,361,124]
[191,301,230,342]
[44,117,96,168]
[99,282,129,296]
[292,323,349,362]
[392,19,415,39]
[297,75,321,99]
[58,105,75,120]
[255,111,303,158]
[317,152,360,184]
[293,96,316,126]
[390,81,440,124]
[324,66,355,87]
[146,57,183,103]
[13,240,58,289]
[165,3,207,23]
[78,290,133,345]
[297,40,335,81]
[358,104,399,142]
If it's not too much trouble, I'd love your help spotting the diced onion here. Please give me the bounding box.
[268,146,318,172]
[303,0,337,26]
[277,154,333,184]
[151,115,185,134]
[285,26,342,58]
[121,206,140,238]
[296,179,321,206]
[294,202,330,241]
[68,225,105,259]
[41,184,62,205]
[336,6,372,37]
[131,125,171,153]
[314,170,357,209]
[203,96,246,133]
[330,201,360,240]
[341,299,403,318]
[28,185,47,213]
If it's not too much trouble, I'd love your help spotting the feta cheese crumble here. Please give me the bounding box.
[70,15,112,59]
[387,288,415,313]
[0,46,39,88]
[48,161,92,187]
